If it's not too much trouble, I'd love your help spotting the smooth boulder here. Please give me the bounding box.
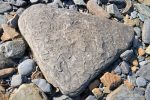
[18,4,134,96]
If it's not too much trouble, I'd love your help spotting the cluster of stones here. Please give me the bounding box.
[0,0,150,100]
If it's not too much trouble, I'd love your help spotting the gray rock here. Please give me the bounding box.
[139,60,150,66]
[133,36,140,48]
[106,85,145,100]
[131,11,137,19]
[120,61,130,74]
[16,8,25,16]
[137,56,145,62]
[11,74,23,87]
[85,95,96,100]
[32,79,52,93]
[136,77,147,87]
[142,18,150,44]
[9,83,48,100]
[0,39,26,59]
[7,14,19,28]
[18,59,36,76]
[73,0,86,5]
[138,13,146,22]
[114,65,121,75]
[15,0,27,7]
[134,27,141,38]
[53,95,73,100]
[135,3,150,17]
[120,50,134,61]
[134,87,145,96]
[48,0,63,8]
[30,0,39,3]
[127,75,136,85]
[136,63,150,81]
[0,15,7,28]
[145,83,150,100]
[18,4,134,96]
[0,2,12,14]
[107,4,123,19]
[0,53,17,69]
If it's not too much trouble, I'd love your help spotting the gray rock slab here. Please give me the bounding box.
[18,4,134,96]
[136,63,150,81]
[106,85,145,100]
[0,2,12,14]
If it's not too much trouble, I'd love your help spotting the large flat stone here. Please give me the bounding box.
[18,4,134,96]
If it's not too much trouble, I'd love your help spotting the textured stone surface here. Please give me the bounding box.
[106,85,145,100]
[18,4,134,96]
[145,83,150,100]
[9,83,48,100]
[0,2,12,14]
[136,63,150,81]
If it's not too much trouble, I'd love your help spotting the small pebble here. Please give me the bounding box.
[131,66,139,73]
[120,50,134,61]
[134,27,141,38]
[138,48,145,56]
[137,56,145,62]
[120,61,130,74]
[114,65,121,75]
[18,59,36,76]
[132,59,139,66]
[131,11,137,19]
[92,88,103,99]
[32,79,52,93]
[11,74,23,87]
[85,95,96,100]
[138,13,145,22]
[136,77,147,87]
[145,45,150,55]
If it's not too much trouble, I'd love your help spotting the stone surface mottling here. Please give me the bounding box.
[18,4,134,96]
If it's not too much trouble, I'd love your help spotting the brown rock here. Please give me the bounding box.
[124,80,134,89]
[132,59,139,66]
[31,70,44,80]
[131,66,139,73]
[89,80,99,91]
[138,48,145,56]
[124,15,140,26]
[92,88,103,99]
[100,72,122,90]
[87,0,110,18]
[0,85,9,100]
[103,87,111,94]
[1,24,19,41]
[0,68,16,78]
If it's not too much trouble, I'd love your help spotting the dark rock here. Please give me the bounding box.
[53,95,73,100]
[142,18,150,44]
[137,56,145,62]
[18,4,134,96]
[0,53,17,69]
[136,63,150,81]
[134,27,141,38]
[0,2,12,14]
[10,0,27,7]
[107,4,123,19]
[120,50,134,61]
[7,14,19,28]
[0,39,26,59]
